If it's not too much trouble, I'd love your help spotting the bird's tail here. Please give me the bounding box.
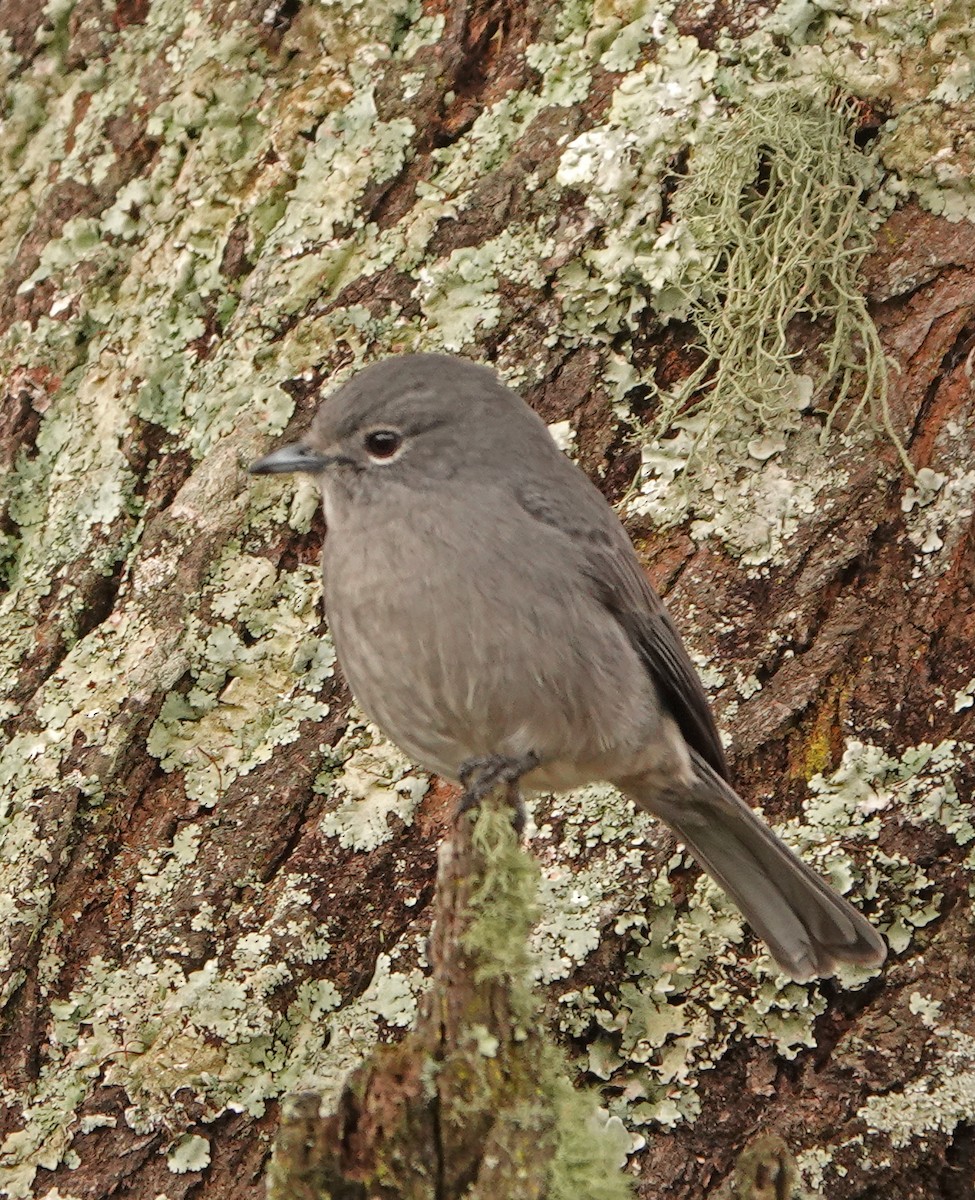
[624,752,886,982]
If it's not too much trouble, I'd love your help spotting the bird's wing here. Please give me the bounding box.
[516,480,730,781]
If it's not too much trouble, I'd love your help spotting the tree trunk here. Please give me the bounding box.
[1,2,973,1199]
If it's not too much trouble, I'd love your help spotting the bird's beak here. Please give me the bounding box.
[249,443,333,475]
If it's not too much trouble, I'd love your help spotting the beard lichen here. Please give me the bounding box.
[645,88,912,482]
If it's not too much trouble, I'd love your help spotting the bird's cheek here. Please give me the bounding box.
[318,482,341,528]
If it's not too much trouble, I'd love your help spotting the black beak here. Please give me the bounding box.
[249,443,332,475]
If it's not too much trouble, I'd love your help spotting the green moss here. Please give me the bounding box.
[439,802,633,1196]
[549,1073,633,1200]
[463,803,541,992]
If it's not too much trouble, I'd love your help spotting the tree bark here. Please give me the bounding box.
[1,2,973,1200]
[266,794,629,1200]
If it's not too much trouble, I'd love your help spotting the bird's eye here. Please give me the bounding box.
[364,430,403,460]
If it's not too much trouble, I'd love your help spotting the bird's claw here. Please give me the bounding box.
[455,751,539,837]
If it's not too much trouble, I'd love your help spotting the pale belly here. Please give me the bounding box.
[322,531,683,791]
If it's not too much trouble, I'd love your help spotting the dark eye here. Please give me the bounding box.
[364,429,403,460]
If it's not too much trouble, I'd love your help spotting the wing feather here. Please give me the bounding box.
[516,480,729,781]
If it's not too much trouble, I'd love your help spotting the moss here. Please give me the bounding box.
[353,800,634,1197]
[549,1073,633,1200]
[462,803,541,992]
[266,799,633,1196]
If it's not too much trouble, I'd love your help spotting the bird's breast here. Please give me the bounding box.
[320,495,664,783]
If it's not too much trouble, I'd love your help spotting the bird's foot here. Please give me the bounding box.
[456,751,539,837]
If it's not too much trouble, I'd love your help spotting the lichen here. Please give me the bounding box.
[813,1023,975,1179]
[146,552,333,806]
[859,1027,975,1147]
[953,679,975,714]
[540,737,966,1133]
[166,1134,211,1174]
[902,468,975,567]
[0,936,424,1195]
[650,92,900,449]
[2,0,973,1191]
[807,738,975,851]
[316,717,427,852]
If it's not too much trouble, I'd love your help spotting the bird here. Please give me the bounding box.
[250,352,886,982]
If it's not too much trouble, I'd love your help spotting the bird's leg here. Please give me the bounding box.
[456,751,540,837]
[457,751,539,798]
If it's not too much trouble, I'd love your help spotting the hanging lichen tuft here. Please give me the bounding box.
[648,88,911,475]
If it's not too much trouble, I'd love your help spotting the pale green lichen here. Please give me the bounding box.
[823,1023,975,1171]
[316,717,427,852]
[413,225,555,351]
[908,991,944,1028]
[0,1,438,1184]
[786,739,975,1191]
[540,736,966,1133]
[802,1022,975,1190]
[0,941,423,1196]
[635,430,852,567]
[532,784,653,984]
[146,553,333,806]
[553,35,719,342]
[807,739,975,851]
[2,0,973,1190]
[166,1134,211,1174]
[902,468,975,566]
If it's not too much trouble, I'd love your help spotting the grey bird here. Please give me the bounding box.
[251,353,886,982]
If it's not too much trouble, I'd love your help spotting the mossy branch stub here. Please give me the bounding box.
[267,795,631,1200]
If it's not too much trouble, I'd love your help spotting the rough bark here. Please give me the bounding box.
[1,2,974,1200]
[266,794,629,1200]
